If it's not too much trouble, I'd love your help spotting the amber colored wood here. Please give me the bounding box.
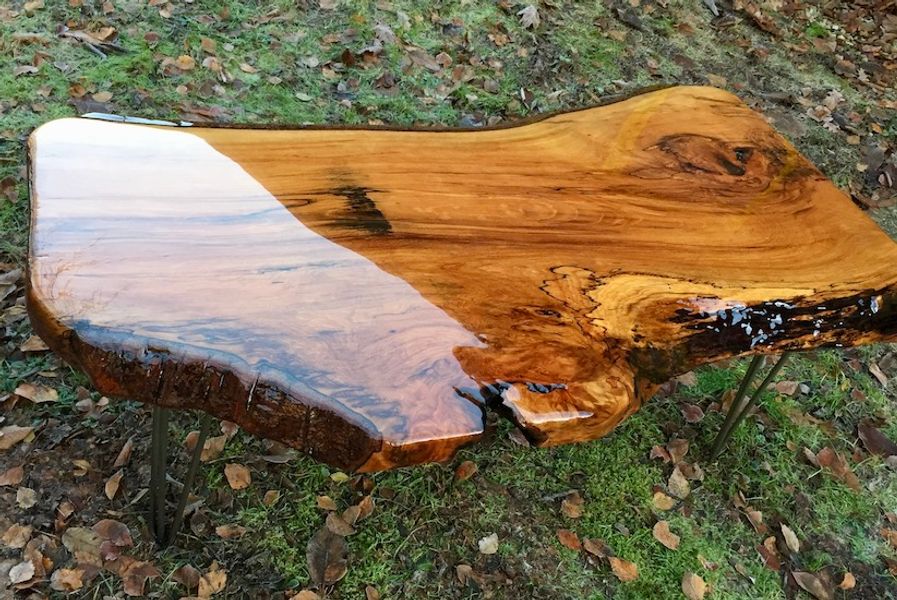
[27,86,897,471]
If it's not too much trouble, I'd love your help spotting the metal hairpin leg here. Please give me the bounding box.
[710,352,791,460]
[149,406,170,543]
[166,413,213,546]
[148,406,214,547]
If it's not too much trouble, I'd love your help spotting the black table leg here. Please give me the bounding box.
[166,412,213,547]
[148,407,214,547]
[149,405,170,543]
[710,352,791,460]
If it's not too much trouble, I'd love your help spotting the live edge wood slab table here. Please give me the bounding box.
[27,86,897,478]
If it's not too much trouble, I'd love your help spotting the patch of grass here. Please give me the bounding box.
[805,22,830,39]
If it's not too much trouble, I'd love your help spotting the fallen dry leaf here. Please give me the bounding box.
[365,585,380,600]
[858,420,897,457]
[682,572,707,600]
[561,491,584,519]
[757,541,781,571]
[121,560,160,596]
[2,523,33,548]
[59,27,122,54]
[781,523,800,553]
[667,438,689,463]
[14,382,58,403]
[19,335,48,352]
[50,567,84,592]
[330,471,350,483]
[113,437,134,468]
[881,528,897,549]
[0,465,24,486]
[192,431,227,462]
[454,460,478,481]
[784,404,830,429]
[215,524,247,539]
[583,537,611,557]
[57,500,75,520]
[517,4,540,29]
[172,564,201,590]
[94,25,116,40]
[676,371,698,386]
[200,37,216,54]
[733,560,754,584]
[609,556,639,582]
[356,495,374,520]
[61,526,102,562]
[774,380,800,396]
[746,509,767,534]
[668,466,690,499]
[306,527,348,586]
[0,267,21,286]
[803,446,820,467]
[652,520,680,550]
[290,591,322,600]
[202,55,222,75]
[652,491,676,511]
[650,444,672,463]
[72,459,91,477]
[557,529,581,551]
[678,462,705,482]
[681,403,705,423]
[197,562,227,598]
[455,564,476,585]
[869,362,888,386]
[816,447,861,491]
[9,560,35,585]
[792,571,833,600]
[93,519,133,548]
[706,73,727,87]
[406,46,441,71]
[325,512,355,536]
[838,571,856,590]
[16,486,37,509]
[14,65,39,76]
[223,463,251,490]
[263,489,280,506]
[105,469,123,500]
[1,176,18,203]
[174,54,196,71]
[478,533,499,555]
[316,495,338,511]
[342,504,361,527]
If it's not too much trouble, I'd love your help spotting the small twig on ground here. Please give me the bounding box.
[540,489,578,502]
[59,26,126,58]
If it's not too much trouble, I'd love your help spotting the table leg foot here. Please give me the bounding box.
[709,352,791,460]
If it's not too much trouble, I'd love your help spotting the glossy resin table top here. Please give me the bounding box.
[27,86,897,471]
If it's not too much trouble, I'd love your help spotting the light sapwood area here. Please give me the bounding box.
[27,86,897,471]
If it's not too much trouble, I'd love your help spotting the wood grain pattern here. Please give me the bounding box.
[27,86,897,471]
